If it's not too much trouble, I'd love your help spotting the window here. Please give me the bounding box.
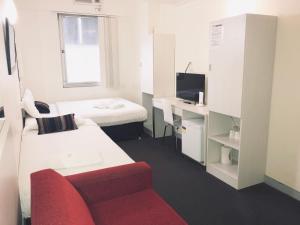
[59,14,103,87]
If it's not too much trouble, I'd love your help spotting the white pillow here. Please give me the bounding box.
[74,116,86,126]
[22,89,40,118]
[24,117,38,130]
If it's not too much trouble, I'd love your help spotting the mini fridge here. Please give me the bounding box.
[182,119,205,163]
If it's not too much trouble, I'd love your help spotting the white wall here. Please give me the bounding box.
[173,0,226,73]
[0,76,21,225]
[0,50,20,225]
[0,1,23,223]
[159,0,300,191]
[0,129,21,225]
[266,14,300,192]
[14,0,143,103]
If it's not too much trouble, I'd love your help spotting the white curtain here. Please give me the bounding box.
[100,16,120,88]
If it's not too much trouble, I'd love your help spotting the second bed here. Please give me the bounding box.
[54,98,147,140]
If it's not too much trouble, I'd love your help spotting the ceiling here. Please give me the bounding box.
[158,0,188,4]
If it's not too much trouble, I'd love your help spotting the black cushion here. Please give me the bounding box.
[0,106,4,118]
[36,114,78,135]
[35,101,50,114]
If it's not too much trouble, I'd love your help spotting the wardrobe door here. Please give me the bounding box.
[208,15,246,118]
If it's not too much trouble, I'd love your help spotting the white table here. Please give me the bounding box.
[153,97,208,116]
[152,97,209,164]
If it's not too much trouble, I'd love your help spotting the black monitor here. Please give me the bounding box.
[176,73,205,104]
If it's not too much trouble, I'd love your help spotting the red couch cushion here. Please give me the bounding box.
[67,162,152,204]
[31,169,95,225]
[90,189,187,225]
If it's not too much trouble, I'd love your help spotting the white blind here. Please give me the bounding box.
[59,14,102,87]
[100,17,119,88]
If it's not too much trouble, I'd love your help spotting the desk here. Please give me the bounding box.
[152,97,209,137]
[153,97,208,116]
[152,97,209,165]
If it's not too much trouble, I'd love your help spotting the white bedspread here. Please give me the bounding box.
[19,118,134,218]
[55,98,147,126]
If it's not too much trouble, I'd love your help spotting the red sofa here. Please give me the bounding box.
[31,162,188,225]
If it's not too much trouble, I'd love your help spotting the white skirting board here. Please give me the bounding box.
[265,176,300,201]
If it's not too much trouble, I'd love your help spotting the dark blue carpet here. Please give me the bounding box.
[118,136,300,225]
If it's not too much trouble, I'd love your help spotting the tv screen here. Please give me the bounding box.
[176,73,205,103]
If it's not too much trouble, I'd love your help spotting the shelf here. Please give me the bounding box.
[207,162,239,189]
[208,134,240,150]
[208,162,238,179]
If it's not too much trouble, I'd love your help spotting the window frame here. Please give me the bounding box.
[58,13,105,88]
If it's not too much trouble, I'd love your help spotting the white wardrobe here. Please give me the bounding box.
[207,14,277,189]
[141,33,176,97]
[141,33,176,136]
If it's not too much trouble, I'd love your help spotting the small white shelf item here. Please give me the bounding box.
[207,162,238,188]
[208,134,240,150]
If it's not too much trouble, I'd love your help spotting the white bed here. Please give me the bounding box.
[55,98,147,127]
[19,118,134,219]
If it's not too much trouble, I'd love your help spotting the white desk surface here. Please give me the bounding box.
[153,97,209,116]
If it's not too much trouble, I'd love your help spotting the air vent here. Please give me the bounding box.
[74,0,102,5]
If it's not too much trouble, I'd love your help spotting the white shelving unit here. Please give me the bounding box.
[208,134,240,151]
[207,113,241,189]
[207,14,277,189]
[209,162,238,179]
[208,162,239,188]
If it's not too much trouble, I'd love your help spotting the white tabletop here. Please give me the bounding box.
[153,97,209,116]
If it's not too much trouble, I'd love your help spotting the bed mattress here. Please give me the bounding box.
[19,118,134,218]
[55,98,147,127]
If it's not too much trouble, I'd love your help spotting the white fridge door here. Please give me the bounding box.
[182,123,204,163]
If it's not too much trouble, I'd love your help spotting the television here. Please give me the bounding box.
[176,73,205,104]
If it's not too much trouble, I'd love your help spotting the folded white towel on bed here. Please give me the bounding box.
[94,102,125,110]
[109,103,125,109]
[94,103,108,109]
[58,150,103,169]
